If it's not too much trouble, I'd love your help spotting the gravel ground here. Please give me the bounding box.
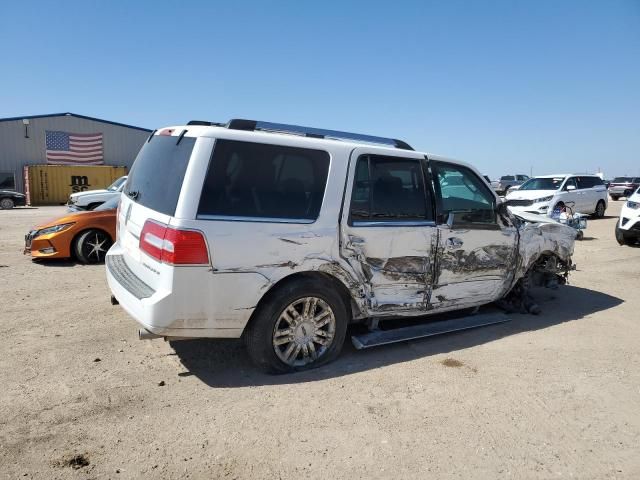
[1,202,639,479]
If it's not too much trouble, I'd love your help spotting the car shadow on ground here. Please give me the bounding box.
[33,258,79,267]
[170,285,623,388]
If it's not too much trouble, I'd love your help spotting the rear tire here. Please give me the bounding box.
[611,195,620,201]
[74,229,112,264]
[0,197,15,209]
[593,200,606,218]
[243,278,348,374]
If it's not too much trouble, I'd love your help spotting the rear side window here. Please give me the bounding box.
[198,140,330,221]
[124,136,195,216]
[501,175,515,181]
[349,155,431,223]
[578,176,602,188]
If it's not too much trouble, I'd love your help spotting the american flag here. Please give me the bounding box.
[45,130,104,165]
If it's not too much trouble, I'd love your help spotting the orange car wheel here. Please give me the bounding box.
[74,229,112,264]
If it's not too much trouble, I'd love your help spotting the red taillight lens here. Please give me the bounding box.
[162,228,209,265]
[139,220,209,265]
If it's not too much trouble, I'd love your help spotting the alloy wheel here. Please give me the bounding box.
[272,297,336,367]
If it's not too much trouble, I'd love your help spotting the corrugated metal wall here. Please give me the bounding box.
[26,165,128,205]
[0,114,150,193]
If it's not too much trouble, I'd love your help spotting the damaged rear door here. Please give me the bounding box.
[340,149,437,314]
[429,160,518,309]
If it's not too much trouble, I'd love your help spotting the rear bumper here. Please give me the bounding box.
[610,187,634,196]
[105,249,244,338]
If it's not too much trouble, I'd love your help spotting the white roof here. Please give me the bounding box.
[158,123,461,165]
[534,173,599,178]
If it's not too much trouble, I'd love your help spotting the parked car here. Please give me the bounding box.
[615,187,640,246]
[67,175,127,210]
[0,189,27,209]
[505,174,608,218]
[24,195,118,263]
[609,177,640,201]
[491,174,530,195]
[106,119,576,373]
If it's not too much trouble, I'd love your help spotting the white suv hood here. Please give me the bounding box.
[506,189,556,201]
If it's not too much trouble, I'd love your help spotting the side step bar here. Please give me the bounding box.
[351,313,511,350]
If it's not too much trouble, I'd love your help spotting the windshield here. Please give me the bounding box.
[519,177,565,191]
[612,177,632,183]
[107,176,127,191]
[95,195,120,211]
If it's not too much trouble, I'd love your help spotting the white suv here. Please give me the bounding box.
[68,175,128,210]
[505,174,608,218]
[106,120,576,373]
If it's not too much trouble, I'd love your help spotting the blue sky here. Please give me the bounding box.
[1,1,638,178]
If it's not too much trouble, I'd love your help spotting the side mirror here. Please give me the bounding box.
[566,185,576,191]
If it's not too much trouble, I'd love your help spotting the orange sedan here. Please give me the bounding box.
[24,196,118,264]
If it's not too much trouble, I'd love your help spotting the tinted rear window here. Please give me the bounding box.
[501,175,515,181]
[578,176,600,188]
[612,177,632,183]
[198,140,330,221]
[124,136,195,216]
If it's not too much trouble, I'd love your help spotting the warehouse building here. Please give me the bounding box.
[0,112,151,198]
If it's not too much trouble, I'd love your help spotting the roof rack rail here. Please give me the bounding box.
[187,120,226,126]
[226,119,413,150]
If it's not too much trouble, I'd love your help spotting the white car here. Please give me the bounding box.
[505,174,608,218]
[106,119,576,373]
[615,187,640,246]
[68,175,127,210]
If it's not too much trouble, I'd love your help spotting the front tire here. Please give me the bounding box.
[0,197,15,209]
[593,200,606,218]
[74,229,112,264]
[244,278,348,374]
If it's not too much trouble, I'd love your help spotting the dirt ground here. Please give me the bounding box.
[1,202,639,479]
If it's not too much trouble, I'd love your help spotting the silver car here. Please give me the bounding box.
[491,174,530,195]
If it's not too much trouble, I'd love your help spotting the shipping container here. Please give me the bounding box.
[25,165,128,205]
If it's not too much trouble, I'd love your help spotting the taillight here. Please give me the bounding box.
[139,220,209,265]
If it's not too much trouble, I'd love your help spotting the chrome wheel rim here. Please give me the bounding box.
[273,297,336,367]
[0,199,13,208]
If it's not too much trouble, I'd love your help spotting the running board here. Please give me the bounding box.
[351,313,511,350]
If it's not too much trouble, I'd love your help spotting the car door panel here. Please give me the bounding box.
[340,149,437,315]
[429,161,518,310]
